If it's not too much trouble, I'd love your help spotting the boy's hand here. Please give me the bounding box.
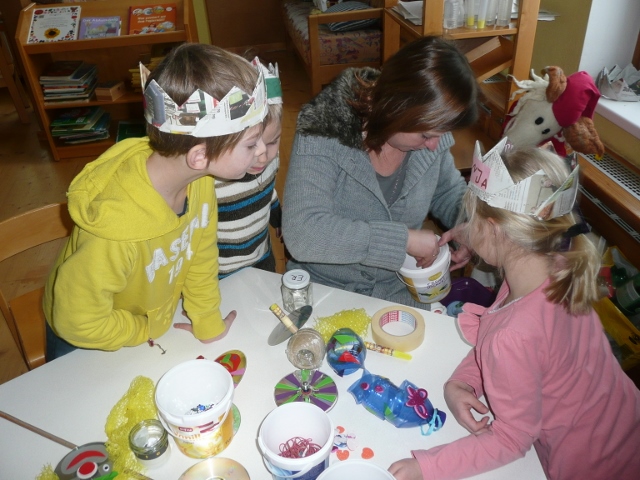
[444,380,490,435]
[388,458,422,479]
[174,310,237,343]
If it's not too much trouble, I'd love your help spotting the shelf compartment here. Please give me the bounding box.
[21,32,189,55]
[464,36,514,83]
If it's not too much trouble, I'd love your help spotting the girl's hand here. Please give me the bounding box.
[388,458,422,479]
[444,380,491,435]
[407,229,440,268]
[174,310,237,343]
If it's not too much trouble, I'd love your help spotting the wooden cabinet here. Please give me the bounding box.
[15,0,198,161]
[383,0,540,141]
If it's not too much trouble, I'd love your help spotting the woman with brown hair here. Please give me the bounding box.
[282,36,478,308]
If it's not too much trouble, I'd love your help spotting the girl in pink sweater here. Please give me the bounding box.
[389,145,640,480]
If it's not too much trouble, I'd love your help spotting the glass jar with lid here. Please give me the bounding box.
[281,269,313,312]
[128,419,170,468]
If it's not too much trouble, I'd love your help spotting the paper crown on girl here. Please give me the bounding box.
[468,137,580,220]
[140,57,268,137]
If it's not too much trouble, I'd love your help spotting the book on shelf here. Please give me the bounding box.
[128,4,177,35]
[116,120,147,142]
[50,106,103,127]
[40,62,98,103]
[78,16,121,39]
[52,109,111,145]
[40,62,97,85]
[28,5,81,44]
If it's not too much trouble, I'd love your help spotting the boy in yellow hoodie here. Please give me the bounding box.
[43,43,268,359]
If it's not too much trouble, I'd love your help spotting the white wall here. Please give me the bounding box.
[579,0,640,77]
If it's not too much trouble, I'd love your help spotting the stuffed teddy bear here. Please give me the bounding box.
[502,66,605,157]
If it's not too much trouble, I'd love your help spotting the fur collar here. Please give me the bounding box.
[296,67,380,150]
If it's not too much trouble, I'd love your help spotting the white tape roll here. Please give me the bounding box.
[371,306,425,352]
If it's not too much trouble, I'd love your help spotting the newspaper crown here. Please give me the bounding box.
[261,61,283,105]
[468,137,580,220]
[141,57,268,137]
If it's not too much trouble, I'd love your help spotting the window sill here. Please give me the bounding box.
[596,97,640,140]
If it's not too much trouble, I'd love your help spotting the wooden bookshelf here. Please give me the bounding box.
[15,0,198,161]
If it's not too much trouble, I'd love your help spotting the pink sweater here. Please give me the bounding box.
[413,280,640,479]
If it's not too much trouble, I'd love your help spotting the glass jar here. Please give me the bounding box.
[129,419,170,469]
[281,269,313,312]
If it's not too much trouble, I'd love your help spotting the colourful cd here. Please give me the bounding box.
[179,457,250,480]
[214,350,247,388]
[274,370,338,411]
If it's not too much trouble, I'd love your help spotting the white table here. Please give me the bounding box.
[0,268,545,479]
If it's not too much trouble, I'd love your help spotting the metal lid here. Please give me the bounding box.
[282,269,310,289]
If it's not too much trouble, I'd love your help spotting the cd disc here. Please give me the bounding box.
[179,457,250,480]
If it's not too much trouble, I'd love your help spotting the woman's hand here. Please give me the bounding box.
[444,380,490,435]
[440,225,473,271]
[388,458,422,479]
[174,310,237,343]
[407,229,440,268]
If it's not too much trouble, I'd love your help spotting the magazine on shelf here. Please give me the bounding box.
[50,106,103,127]
[391,1,422,26]
[116,120,147,142]
[40,62,97,85]
[78,16,121,39]
[128,4,177,35]
[28,5,81,43]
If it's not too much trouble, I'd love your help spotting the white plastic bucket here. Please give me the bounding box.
[155,359,234,458]
[398,245,451,303]
[258,402,334,480]
[317,460,395,480]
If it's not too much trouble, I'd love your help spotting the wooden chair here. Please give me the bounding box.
[283,1,391,95]
[0,203,73,370]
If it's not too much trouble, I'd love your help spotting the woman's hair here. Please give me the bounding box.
[352,36,479,153]
[146,43,261,159]
[462,146,600,314]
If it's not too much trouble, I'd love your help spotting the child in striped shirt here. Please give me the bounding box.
[215,61,283,278]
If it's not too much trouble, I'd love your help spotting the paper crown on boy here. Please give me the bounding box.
[140,57,268,137]
[261,61,283,105]
[468,137,580,221]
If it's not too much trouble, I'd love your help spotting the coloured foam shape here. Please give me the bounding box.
[348,370,446,434]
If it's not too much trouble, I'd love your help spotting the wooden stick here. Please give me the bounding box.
[0,409,77,449]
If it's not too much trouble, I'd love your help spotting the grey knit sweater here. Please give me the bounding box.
[282,68,466,309]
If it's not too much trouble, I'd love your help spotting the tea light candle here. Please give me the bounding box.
[129,419,171,468]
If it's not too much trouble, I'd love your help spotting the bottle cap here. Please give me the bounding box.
[282,269,311,289]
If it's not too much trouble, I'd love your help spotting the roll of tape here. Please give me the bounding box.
[371,306,425,352]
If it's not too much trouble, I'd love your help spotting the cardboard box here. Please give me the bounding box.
[95,81,125,101]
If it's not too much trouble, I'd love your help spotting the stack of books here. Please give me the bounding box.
[50,106,110,144]
[40,60,98,104]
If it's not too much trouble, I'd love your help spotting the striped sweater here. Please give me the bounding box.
[215,156,281,278]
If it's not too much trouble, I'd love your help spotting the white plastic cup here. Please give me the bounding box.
[258,402,334,480]
[397,245,452,304]
[317,460,395,479]
[155,359,234,458]
[496,0,511,26]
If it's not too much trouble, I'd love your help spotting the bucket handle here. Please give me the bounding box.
[157,409,230,441]
[257,437,315,479]
[396,272,414,288]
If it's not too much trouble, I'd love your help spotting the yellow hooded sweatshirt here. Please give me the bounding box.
[43,138,224,350]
